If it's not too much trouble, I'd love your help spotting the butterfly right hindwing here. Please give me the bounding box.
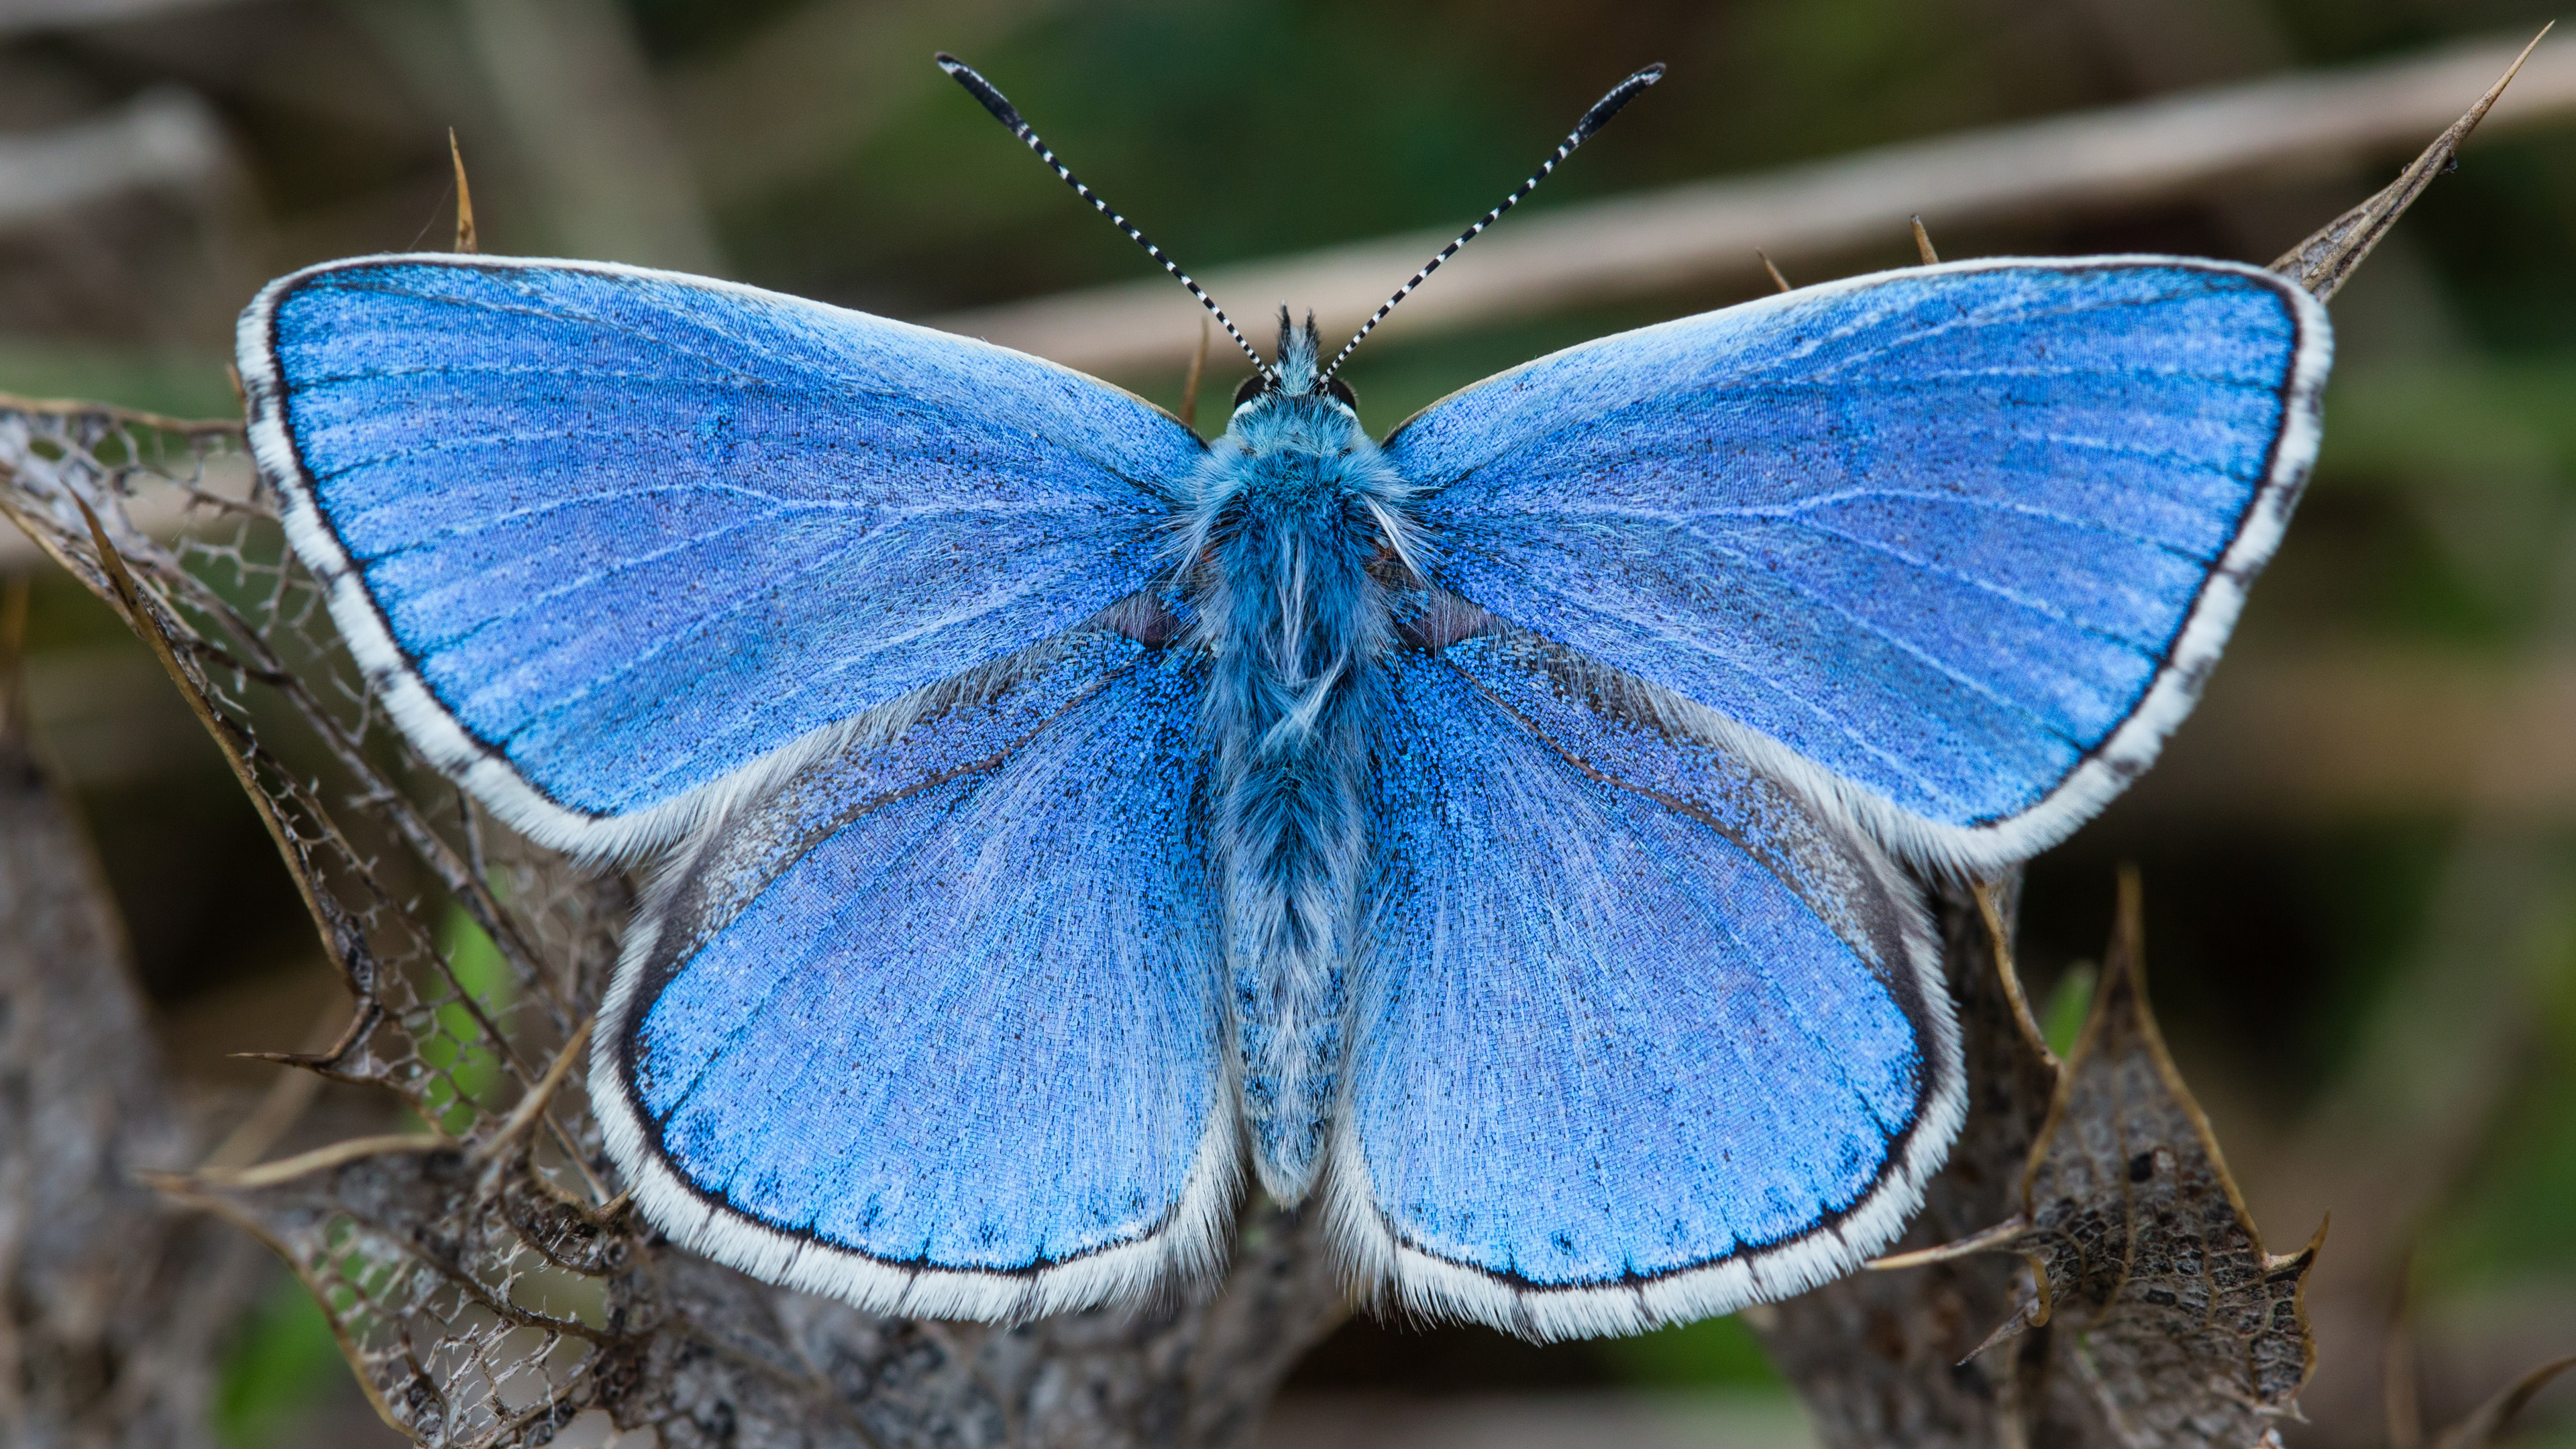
[1328,620,1960,1339]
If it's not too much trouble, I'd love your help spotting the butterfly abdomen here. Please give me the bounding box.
[1187,392,1409,1201]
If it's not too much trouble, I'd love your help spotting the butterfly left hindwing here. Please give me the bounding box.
[597,627,1234,1320]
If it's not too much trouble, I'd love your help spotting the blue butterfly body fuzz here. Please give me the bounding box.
[236,251,2328,1336]
[1187,325,1410,1197]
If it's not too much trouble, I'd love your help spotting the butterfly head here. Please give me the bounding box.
[1181,305,1413,597]
[1231,308,1357,427]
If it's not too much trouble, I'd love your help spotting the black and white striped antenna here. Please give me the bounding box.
[938,54,1272,378]
[1318,63,1664,384]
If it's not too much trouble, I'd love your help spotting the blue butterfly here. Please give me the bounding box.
[233,58,2328,1338]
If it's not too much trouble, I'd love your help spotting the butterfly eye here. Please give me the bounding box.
[1233,375,1273,408]
[1324,377,1357,411]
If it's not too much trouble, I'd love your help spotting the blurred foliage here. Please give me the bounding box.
[214,1277,345,1448]
[0,339,238,420]
[2042,961,2098,1060]
[2426,958,2576,1285]
[1601,1314,1784,1389]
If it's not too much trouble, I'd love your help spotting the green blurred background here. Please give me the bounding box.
[1,0,2571,1444]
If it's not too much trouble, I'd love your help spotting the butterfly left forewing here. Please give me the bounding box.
[241,254,1202,861]
[596,625,1232,1319]
[1328,624,1960,1338]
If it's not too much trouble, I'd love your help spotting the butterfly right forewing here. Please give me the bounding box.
[1385,258,2328,877]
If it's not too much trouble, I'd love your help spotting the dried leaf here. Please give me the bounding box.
[449,129,479,256]
[2432,1353,2576,1449]
[2270,25,2551,302]
[1888,869,2322,1448]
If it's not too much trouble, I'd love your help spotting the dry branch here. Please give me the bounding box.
[0,0,235,38]
[0,89,231,235]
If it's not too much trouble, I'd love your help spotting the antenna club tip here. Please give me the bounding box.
[938,54,1027,129]
[1572,62,1666,139]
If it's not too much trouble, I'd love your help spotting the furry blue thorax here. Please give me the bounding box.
[1182,317,1412,1198]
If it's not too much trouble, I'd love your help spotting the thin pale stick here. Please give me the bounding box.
[473,1017,594,1163]
[0,389,237,439]
[936,31,2576,374]
[174,1132,459,1191]
[1180,315,1210,429]
[1976,879,2059,1071]
[200,999,347,1171]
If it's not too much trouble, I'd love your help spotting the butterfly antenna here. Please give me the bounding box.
[1320,63,1664,384]
[938,53,1271,377]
